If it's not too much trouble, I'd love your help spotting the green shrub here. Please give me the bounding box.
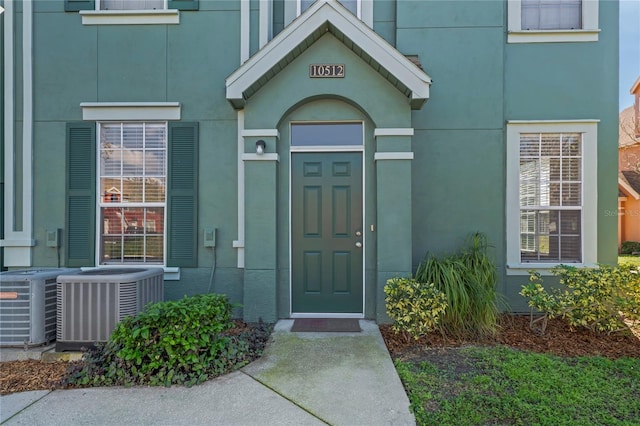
[520,264,640,334]
[620,241,640,255]
[384,277,447,339]
[415,233,503,338]
[65,294,267,387]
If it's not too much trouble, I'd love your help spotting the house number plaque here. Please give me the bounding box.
[310,64,345,78]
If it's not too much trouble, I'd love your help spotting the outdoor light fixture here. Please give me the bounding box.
[255,140,266,155]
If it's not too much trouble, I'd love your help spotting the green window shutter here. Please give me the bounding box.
[168,0,199,11]
[65,0,95,11]
[66,122,96,267]
[167,122,198,267]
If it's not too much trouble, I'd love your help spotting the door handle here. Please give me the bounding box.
[355,242,362,248]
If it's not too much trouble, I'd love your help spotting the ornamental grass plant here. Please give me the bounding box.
[414,233,503,338]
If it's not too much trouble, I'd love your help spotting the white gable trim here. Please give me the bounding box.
[226,1,431,109]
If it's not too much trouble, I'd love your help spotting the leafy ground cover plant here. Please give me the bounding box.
[520,264,640,334]
[414,233,503,338]
[384,277,447,340]
[65,294,272,388]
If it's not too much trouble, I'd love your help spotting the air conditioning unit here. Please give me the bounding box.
[0,269,78,347]
[56,268,164,351]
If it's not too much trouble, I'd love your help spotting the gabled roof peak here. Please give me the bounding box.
[226,0,431,109]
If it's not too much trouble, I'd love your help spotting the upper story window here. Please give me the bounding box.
[98,0,166,10]
[521,0,581,30]
[507,0,599,43]
[67,0,199,25]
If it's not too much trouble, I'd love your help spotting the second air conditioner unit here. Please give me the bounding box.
[56,268,164,351]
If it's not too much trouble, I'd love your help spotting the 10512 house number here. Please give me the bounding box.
[310,64,345,78]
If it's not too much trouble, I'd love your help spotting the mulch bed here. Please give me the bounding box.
[380,314,640,360]
[0,360,78,396]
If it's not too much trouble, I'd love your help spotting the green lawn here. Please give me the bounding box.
[620,255,640,268]
[396,346,640,426]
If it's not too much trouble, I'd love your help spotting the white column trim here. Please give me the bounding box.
[23,0,34,251]
[1,1,36,266]
[240,0,250,63]
[374,152,414,161]
[3,0,14,246]
[361,0,373,27]
[259,0,272,49]
[234,110,246,268]
[374,128,414,137]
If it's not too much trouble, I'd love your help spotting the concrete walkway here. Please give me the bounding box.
[1,320,415,426]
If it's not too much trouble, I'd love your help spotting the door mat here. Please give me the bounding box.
[291,318,361,332]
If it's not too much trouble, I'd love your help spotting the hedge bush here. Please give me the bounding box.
[384,277,447,339]
[620,241,640,255]
[520,264,640,334]
[65,294,270,388]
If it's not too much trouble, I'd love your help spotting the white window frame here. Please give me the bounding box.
[80,0,179,25]
[507,0,600,43]
[81,102,182,279]
[506,120,598,274]
[96,121,168,268]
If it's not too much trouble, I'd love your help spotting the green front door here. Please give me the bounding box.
[291,152,363,313]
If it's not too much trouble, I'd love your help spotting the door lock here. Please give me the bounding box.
[355,231,362,236]
[355,242,362,248]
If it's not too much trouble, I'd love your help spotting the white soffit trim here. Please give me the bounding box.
[80,10,179,25]
[374,128,414,137]
[619,178,640,200]
[81,102,181,121]
[374,152,414,161]
[226,1,431,108]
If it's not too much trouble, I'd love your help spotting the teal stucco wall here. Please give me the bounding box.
[6,0,620,319]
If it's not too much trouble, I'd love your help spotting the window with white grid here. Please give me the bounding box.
[507,0,599,43]
[98,122,167,264]
[98,0,166,10]
[506,121,597,272]
[521,0,582,30]
[519,132,582,263]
